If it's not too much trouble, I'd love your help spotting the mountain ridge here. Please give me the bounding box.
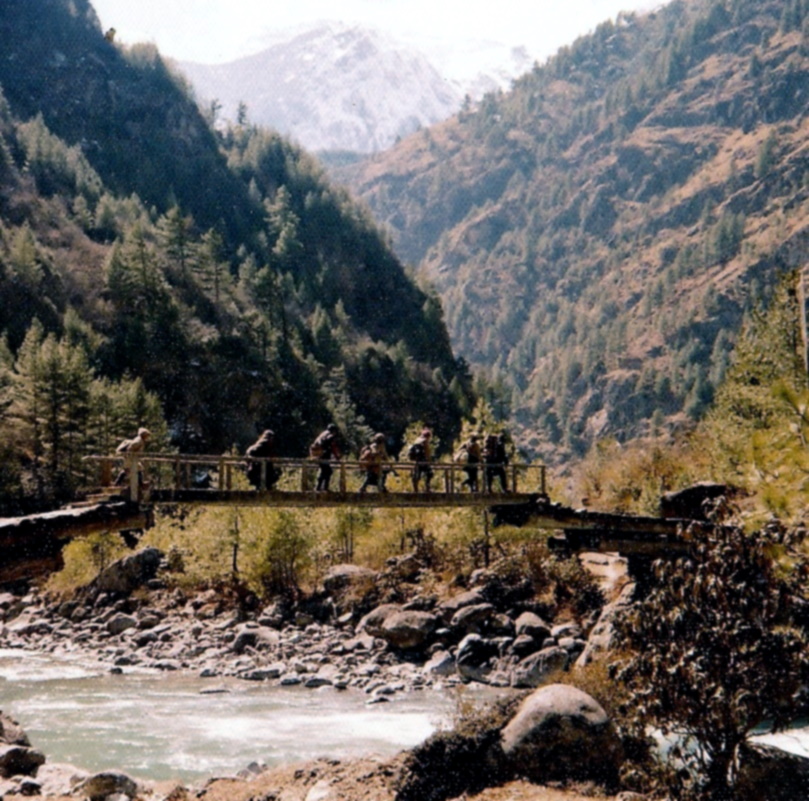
[335,0,809,461]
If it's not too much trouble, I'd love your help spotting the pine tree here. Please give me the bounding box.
[197,227,229,305]
[13,324,92,500]
[697,272,809,519]
[157,206,195,281]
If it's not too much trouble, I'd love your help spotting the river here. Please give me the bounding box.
[0,649,460,784]
[3,648,808,786]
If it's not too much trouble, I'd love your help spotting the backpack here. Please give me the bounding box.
[484,434,498,454]
[407,441,425,462]
[453,445,470,464]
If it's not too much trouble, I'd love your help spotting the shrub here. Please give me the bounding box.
[612,519,809,800]
[251,510,313,598]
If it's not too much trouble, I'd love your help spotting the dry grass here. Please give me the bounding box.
[458,783,619,801]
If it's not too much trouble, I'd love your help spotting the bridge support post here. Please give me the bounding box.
[482,509,491,567]
[128,453,139,501]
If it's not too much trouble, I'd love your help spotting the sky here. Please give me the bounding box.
[89,0,660,67]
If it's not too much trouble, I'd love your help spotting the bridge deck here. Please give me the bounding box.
[86,453,548,504]
[145,488,539,508]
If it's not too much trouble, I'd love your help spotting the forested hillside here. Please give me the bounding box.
[0,0,471,513]
[337,0,809,461]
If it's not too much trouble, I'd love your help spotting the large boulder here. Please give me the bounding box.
[511,646,569,688]
[450,603,495,635]
[575,582,635,669]
[35,763,89,796]
[436,589,487,624]
[357,604,402,638]
[379,611,439,651]
[232,623,279,655]
[106,613,137,635]
[0,744,46,778]
[322,564,378,595]
[73,770,139,801]
[91,548,163,595]
[501,683,622,785]
[455,633,499,683]
[514,611,552,642]
[736,742,809,801]
[0,713,31,747]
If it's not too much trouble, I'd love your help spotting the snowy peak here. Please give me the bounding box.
[179,22,533,153]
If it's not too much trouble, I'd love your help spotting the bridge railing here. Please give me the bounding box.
[85,453,547,503]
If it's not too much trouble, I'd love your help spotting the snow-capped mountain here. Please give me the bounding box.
[178,22,535,154]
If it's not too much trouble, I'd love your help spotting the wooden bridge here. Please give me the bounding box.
[0,452,704,586]
[87,452,548,507]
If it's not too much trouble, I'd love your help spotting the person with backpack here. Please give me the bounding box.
[245,429,281,490]
[310,423,341,491]
[483,432,509,493]
[359,432,390,493]
[455,433,482,492]
[407,427,433,492]
[113,427,151,489]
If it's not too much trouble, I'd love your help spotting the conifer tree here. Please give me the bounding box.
[13,324,92,499]
[157,206,195,281]
[697,272,809,518]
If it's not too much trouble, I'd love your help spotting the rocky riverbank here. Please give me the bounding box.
[0,545,636,800]
[0,548,626,699]
[2,547,807,801]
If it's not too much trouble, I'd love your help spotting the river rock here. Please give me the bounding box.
[509,634,540,659]
[436,589,487,623]
[232,623,279,654]
[450,603,495,635]
[91,548,163,595]
[514,611,551,642]
[0,714,31,747]
[575,582,636,669]
[322,565,378,595]
[73,770,139,801]
[455,634,498,682]
[511,646,569,688]
[17,776,42,795]
[500,683,623,784]
[552,622,583,640]
[238,664,284,681]
[0,745,45,778]
[106,614,137,635]
[6,611,52,638]
[379,611,438,651]
[357,604,402,638]
[424,649,456,677]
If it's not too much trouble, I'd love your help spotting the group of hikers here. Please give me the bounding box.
[115,423,512,495]
[244,424,512,494]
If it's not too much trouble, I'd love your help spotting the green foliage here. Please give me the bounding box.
[0,1,471,511]
[46,531,129,593]
[248,510,314,597]
[613,521,809,800]
[697,272,809,518]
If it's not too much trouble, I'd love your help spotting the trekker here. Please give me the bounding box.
[310,423,341,491]
[114,427,151,487]
[483,432,509,493]
[456,433,482,492]
[359,433,390,493]
[407,428,433,492]
[245,429,281,490]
